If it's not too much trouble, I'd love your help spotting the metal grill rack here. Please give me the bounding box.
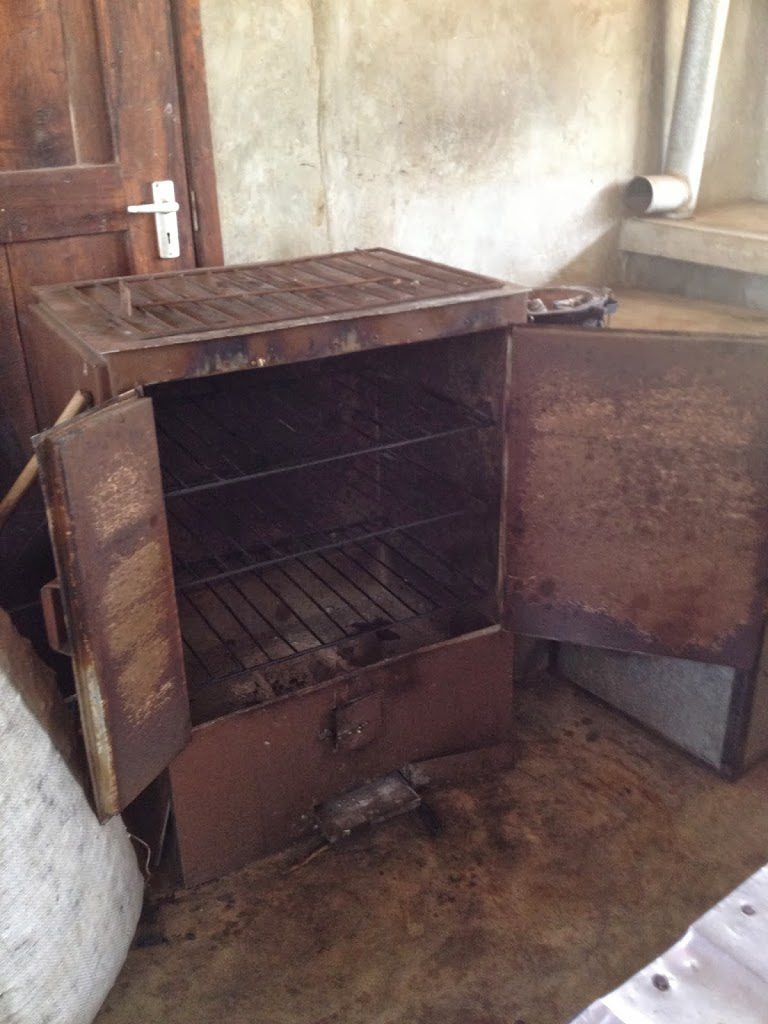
[38,248,508,345]
[154,366,493,495]
[179,527,486,705]
[156,364,498,704]
[167,452,485,590]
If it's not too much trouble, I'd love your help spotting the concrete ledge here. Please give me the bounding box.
[620,201,768,276]
[612,287,768,335]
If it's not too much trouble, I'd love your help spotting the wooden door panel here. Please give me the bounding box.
[59,0,114,164]
[8,234,132,310]
[95,0,196,274]
[0,166,127,244]
[0,0,77,170]
[170,0,224,267]
[0,0,203,473]
[505,326,768,670]
[0,0,219,824]
[35,394,190,818]
[0,249,36,488]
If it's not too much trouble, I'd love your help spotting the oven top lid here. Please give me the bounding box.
[30,248,528,388]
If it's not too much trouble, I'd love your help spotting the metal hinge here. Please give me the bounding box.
[333,692,383,752]
[127,180,180,259]
[189,188,200,232]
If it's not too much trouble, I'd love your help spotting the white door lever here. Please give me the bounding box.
[126,200,180,214]
[126,180,181,259]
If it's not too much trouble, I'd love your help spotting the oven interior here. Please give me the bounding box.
[148,331,508,725]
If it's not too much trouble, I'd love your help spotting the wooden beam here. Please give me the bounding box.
[170,0,225,267]
[0,390,89,531]
[0,165,127,244]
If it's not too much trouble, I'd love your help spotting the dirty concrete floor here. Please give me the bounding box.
[96,673,768,1024]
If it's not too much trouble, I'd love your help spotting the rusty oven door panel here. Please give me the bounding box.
[34,394,190,819]
[170,627,513,886]
[505,326,768,669]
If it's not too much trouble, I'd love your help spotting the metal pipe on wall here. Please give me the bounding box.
[625,0,731,218]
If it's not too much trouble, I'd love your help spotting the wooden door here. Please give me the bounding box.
[504,325,768,671]
[34,393,190,819]
[0,0,218,486]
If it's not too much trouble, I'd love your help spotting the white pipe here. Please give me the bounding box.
[625,0,731,217]
[625,174,690,215]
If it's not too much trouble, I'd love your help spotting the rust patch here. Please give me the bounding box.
[532,373,757,449]
[35,394,190,818]
[506,327,768,667]
[102,539,175,728]
[92,457,143,540]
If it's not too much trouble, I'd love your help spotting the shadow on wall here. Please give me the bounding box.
[549,183,626,285]
[556,231,622,288]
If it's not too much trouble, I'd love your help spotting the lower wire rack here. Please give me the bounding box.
[179,526,488,703]
[167,449,486,590]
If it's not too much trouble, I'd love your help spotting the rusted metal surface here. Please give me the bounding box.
[404,740,517,788]
[23,306,110,431]
[744,627,768,767]
[30,249,528,393]
[146,337,502,726]
[170,627,514,886]
[334,692,383,751]
[506,326,768,669]
[25,248,520,881]
[34,394,190,819]
[317,772,420,843]
[40,579,69,655]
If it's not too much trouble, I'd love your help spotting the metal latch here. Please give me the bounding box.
[126,180,180,259]
[333,692,383,752]
[41,579,70,655]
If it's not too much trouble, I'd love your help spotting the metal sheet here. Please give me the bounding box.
[170,627,513,886]
[317,772,420,842]
[30,249,529,391]
[506,326,768,668]
[571,864,768,1023]
[558,644,735,769]
[744,626,768,766]
[35,394,190,818]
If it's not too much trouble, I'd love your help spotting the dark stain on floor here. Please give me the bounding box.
[96,672,768,1024]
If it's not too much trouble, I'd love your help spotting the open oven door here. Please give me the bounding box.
[504,325,768,671]
[34,392,190,820]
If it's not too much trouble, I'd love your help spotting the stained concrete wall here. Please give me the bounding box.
[199,0,665,285]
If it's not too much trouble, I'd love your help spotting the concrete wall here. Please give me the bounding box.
[199,0,665,285]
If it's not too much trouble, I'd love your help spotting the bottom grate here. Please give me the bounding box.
[180,527,487,701]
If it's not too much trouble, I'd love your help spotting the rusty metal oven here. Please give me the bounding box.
[18,249,768,884]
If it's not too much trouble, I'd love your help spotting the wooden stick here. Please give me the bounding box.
[0,391,90,531]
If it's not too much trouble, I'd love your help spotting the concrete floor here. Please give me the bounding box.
[96,672,768,1024]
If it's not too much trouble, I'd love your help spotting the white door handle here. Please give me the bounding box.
[126,201,180,214]
[126,180,180,259]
